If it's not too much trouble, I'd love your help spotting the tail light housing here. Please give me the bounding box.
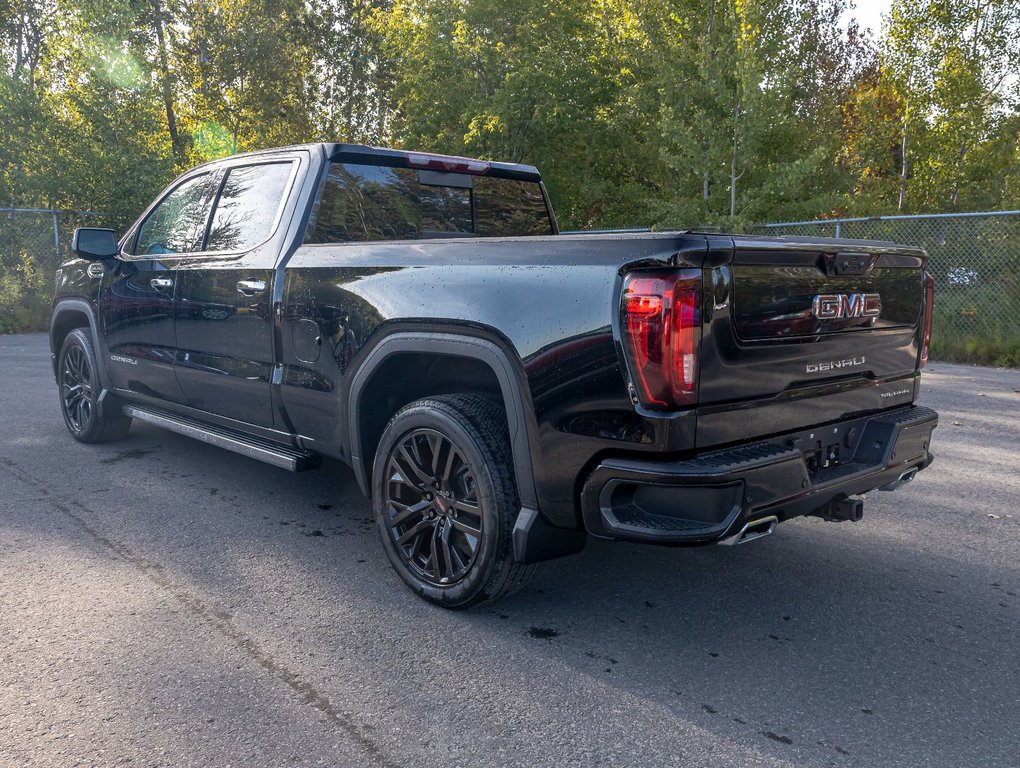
[920,271,934,367]
[621,269,701,409]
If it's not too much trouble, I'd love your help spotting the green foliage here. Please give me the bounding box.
[1,0,1019,360]
[931,335,1020,367]
[882,0,1020,212]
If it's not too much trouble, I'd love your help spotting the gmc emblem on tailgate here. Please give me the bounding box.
[812,293,882,320]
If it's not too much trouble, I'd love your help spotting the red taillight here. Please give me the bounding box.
[621,270,701,409]
[920,271,934,367]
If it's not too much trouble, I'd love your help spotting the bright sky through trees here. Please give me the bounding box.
[843,0,892,33]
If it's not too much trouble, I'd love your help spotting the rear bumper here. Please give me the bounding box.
[580,405,938,544]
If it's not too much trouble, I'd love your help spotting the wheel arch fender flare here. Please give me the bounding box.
[345,330,539,512]
[49,299,111,390]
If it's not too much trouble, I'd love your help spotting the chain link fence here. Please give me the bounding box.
[2,206,1017,364]
[753,211,1020,366]
[0,208,107,332]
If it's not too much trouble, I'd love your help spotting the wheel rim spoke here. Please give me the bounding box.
[397,444,432,486]
[439,441,458,486]
[388,498,430,527]
[425,433,442,473]
[383,427,485,586]
[60,344,93,431]
[452,498,479,514]
[395,518,433,548]
[438,526,455,579]
[427,527,442,579]
[450,517,481,539]
[407,525,428,562]
[448,540,467,572]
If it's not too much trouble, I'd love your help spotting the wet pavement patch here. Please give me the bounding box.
[528,626,559,639]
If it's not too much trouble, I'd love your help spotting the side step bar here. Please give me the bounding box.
[121,405,320,472]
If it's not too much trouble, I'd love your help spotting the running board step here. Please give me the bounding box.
[121,406,320,472]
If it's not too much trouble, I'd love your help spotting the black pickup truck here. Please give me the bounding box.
[51,143,937,607]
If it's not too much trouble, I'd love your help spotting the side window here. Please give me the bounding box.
[134,174,211,256]
[305,162,554,244]
[205,162,293,252]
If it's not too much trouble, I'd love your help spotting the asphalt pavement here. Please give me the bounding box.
[1,332,1018,767]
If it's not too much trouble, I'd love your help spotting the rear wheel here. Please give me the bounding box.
[372,394,535,608]
[57,328,132,443]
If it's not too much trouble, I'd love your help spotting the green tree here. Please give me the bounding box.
[309,0,392,143]
[884,0,1020,211]
[180,0,316,159]
[374,0,651,228]
[634,0,872,227]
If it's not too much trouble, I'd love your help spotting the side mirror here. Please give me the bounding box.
[72,227,119,260]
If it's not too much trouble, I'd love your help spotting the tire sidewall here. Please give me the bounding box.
[372,403,507,608]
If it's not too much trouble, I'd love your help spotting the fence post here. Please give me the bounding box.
[52,211,60,266]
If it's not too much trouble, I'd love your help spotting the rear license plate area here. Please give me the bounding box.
[783,423,858,475]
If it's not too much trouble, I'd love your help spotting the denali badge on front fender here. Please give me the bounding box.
[812,293,882,320]
[806,356,866,373]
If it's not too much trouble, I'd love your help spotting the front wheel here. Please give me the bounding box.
[57,328,132,443]
[372,394,535,608]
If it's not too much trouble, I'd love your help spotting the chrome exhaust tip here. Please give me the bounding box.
[879,466,919,492]
[718,515,779,546]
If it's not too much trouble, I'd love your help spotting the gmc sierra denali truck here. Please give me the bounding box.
[51,143,938,607]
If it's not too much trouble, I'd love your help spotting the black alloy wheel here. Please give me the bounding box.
[56,328,132,443]
[60,342,93,432]
[372,394,536,608]
[383,427,485,585]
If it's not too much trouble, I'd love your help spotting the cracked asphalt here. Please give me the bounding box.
[1,332,1018,767]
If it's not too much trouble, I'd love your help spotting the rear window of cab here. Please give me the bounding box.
[305,162,554,243]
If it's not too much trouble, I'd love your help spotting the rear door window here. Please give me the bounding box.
[205,162,294,252]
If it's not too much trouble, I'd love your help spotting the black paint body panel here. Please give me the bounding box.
[98,259,186,403]
[173,257,276,426]
[279,233,707,527]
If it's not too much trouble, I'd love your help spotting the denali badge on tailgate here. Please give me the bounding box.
[806,356,866,373]
[812,293,882,320]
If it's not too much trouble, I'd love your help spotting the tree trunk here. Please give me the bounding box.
[702,147,710,209]
[153,0,185,163]
[897,112,908,212]
[730,100,740,218]
[950,143,968,207]
[703,0,715,213]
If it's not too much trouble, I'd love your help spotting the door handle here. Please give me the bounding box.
[150,277,173,290]
[237,279,266,296]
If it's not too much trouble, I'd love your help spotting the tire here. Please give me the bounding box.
[372,394,536,608]
[57,328,132,443]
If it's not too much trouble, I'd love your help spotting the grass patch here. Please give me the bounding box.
[930,333,1020,368]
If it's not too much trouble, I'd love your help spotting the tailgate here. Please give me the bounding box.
[697,237,927,446]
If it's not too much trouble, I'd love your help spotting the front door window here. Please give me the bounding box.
[134,174,211,256]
